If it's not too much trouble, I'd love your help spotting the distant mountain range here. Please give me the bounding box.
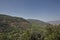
[0,14,49,28]
[48,20,60,25]
[1,14,60,28]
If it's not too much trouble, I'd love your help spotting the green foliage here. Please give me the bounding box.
[30,24,60,40]
[0,22,31,40]
[1,21,60,40]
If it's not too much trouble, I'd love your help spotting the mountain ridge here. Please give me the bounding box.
[0,14,31,29]
[27,19,49,26]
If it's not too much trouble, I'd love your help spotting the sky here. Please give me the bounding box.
[0,0,60,22]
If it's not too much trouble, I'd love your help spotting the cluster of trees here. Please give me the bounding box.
[0,22,30,40]
[30,24,60,40]
[0,22,60,40]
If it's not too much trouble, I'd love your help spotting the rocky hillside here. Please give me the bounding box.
[0,14,31,29]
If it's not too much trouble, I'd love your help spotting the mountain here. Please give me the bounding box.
[27,19,49,26]
[0,14,31,29]
[48,20,60,25]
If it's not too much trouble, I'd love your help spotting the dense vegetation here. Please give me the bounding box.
[0,14,60,40]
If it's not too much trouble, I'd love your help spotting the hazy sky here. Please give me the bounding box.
[0,0,60,22]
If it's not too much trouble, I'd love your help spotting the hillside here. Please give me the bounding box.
[27,19,49,26]
[0,14,31,29]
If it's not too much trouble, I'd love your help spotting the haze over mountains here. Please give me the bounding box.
[27,19,60,25]
[0,14,60,26]
[48,20,60,25]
